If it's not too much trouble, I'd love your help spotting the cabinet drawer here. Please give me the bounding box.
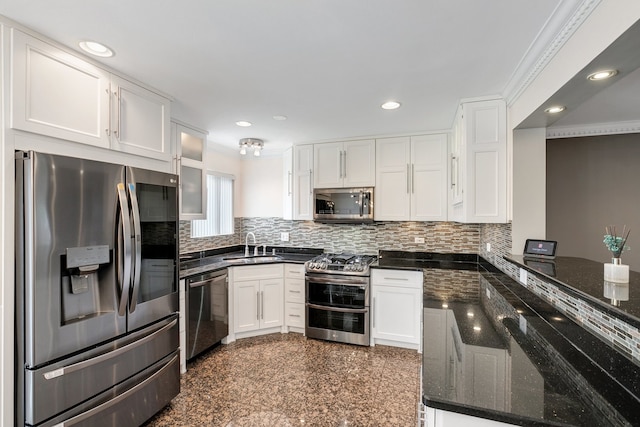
[232,264,283,281]
[285,302,305,328]
[371,268,422,288]
[284,263,305,279]
[285,279,305,303]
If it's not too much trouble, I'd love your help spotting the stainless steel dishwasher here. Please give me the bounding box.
[186,268,228,361]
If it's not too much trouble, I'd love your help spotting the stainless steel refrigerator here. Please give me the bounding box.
[15,151,180,427]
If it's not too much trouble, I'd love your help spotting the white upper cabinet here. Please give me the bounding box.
[314,140,375,188]
[11,29,171,162]
[173,121,207,220]
[109,75,171,161]
[375,134,448,221]
[293,144,314,220]
[449,99,507,223]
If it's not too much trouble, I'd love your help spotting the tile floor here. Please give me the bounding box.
[145,333,421,426]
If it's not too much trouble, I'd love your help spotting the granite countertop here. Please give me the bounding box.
[373,250,482,271]
[421,264,640,427]
[506,255,640,329]
[179,246,323,279]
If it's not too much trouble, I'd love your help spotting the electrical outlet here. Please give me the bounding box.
[519,268,528,285]
[486,243,491,252]
[280,232,289,242]
[486,288,491,299]
[415,237,425,244]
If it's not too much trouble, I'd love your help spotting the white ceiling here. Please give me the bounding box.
[0,0,608,152]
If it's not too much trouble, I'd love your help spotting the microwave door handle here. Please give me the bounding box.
[127,183,142,313]
[359,192,364,217]
[116,183,132,316]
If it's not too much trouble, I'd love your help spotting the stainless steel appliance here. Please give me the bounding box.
[186,269,229,360]
[15,151,180,427]
[313,187,374,223]
[305,253,377,346]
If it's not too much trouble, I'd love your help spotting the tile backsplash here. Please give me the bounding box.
[180,218,481,254]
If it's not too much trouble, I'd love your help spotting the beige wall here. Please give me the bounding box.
[546,134,640,271]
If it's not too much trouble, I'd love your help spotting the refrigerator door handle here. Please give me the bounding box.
[127,183,142,313]
[116,183,133,316]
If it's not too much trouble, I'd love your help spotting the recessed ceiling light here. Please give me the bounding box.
[544,106,566,114]
[79,41,114,58]
[273,115,287,121]
[587,69,618,81]
[236,121,252,127]
[381,101,401,110]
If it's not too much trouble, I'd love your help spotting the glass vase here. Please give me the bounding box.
[604,257,629,283]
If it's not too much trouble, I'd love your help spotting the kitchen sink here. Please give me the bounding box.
[222,255,283,264]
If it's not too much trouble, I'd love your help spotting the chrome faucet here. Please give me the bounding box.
[245,232,256,257]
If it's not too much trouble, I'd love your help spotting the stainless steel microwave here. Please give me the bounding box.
[313,187,374,223]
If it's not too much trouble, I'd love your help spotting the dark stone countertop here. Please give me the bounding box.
[179,246,323,279]
[506,255,640,330]
[420,264,639,426]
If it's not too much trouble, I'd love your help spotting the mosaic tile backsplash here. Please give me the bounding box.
[180,218,481,255]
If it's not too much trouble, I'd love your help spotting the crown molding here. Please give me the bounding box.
[503,0,602,106]
[546,120,640,139]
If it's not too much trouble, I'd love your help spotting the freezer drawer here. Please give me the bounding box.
[24,316,178,426]
[41,351,180,427]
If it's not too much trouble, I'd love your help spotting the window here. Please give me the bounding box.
[191,172,234,237]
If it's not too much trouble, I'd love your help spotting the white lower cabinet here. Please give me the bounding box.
[229,264,284,341]
[422,406,516,427]
[371,268,423,351]
[284,264,306,333]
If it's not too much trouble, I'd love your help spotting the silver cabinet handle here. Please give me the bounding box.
[257,291,260,320]
[289,290,301,293]
[290,314,301,318]
[384,277,409,281]
[406,164,410,194]
[105,88,111,136]
[309,169,313,194]
[287,171,292,196]
[343,150,347,179]
[261,290,264,320]
[116,183,132,316]
[451,155,456,189]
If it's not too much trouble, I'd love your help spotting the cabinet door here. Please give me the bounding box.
[343,139,375,187]
[11,29,110,148]
[260,278,283,328]
[374,137,411,220]
[234,280,260,333]
[110,75,171,161]
[372,285,421,345]
[283,147,293,220]
[175,123,207,220]
[314,142,342,188]
[293,145,314,220]
[462,99,507,223]
[411,134,448,221]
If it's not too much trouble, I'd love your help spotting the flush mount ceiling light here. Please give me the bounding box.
[381,101,401,110]
[239,138,264,156]
[78,40,114,58]
[235,121,252,127]
[544,105,566,114]
[272,115,287,121]
[587,69,618,81]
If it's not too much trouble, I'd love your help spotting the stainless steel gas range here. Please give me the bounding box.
[304,253,377,346]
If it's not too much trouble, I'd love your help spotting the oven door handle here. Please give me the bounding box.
[305,275,369,286]
[306,303,368,314]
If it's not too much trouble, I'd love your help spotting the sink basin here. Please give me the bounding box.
[222,255,283,264]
